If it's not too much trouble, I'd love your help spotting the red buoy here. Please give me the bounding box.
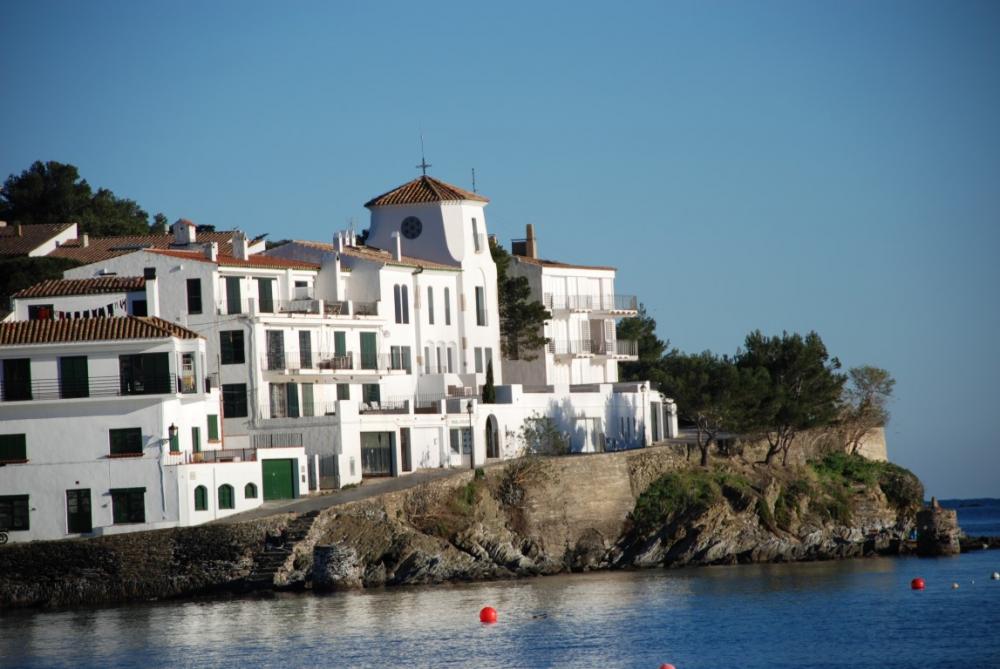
[659,664,677,669]
[911,577,925,590]
[480,606,498,623]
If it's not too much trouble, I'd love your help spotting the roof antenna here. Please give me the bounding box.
[471,167,477,193]
[416,132,431,176]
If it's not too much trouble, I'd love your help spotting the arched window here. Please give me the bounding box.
[393,285,410,324]
[401,285,409,323]
[244,482,258,499]
[393,285,402,323]
[194,485,208,511]
[218,484,235,510]
[444,287,451,325]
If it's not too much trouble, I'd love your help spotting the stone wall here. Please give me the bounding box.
[0,515,291,609]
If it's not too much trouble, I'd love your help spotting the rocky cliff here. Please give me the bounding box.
[306,445,923,590]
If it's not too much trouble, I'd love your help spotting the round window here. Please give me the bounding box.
[401,216,423,239]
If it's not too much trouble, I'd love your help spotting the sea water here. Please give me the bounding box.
[1,503,999,669]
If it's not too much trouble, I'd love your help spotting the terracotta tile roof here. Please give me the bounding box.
[286,240,459,271]
[0,223,76,257]
[513,255,616,272]
[0,316,200,345]
[48,231,262,264]
[147,248,320,270]
[364,175,488,208]
[13,276,146,299]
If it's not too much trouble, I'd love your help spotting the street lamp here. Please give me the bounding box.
[168,423,178,443]
[466,400,474,470]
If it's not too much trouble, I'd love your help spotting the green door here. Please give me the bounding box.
[262,459,296,500]
[360,332,377,370]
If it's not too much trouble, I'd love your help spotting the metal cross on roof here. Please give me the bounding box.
[416,133,431,175]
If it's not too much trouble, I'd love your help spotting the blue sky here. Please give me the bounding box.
[2,1,998,497]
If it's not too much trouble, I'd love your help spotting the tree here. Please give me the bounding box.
[661,351,763,466]
[840,365,895,455]
[736,330,845,466]
[616,304,670,386]
[0,160,151,236]
[490,238,551,360]
[0,256,82,312]
[482,360,496,403]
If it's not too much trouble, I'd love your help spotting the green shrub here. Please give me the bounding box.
[631,468,753,533]
[877,462,923,513]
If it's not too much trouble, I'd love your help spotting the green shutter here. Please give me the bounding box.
[207,415,219,441]
[337,383,350,401]
[360,332,377,370]
[334,331,346,357]
[191,426,201,453]
[59,356,89,398]
[226,277,242,314]
[109,428,143,456]
[257,278,274,313]
[0,434,27,462]
[301,384,314,417]
[286,382,300,418]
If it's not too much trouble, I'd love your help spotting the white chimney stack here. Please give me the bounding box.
[81,233,89,248]
[232,231,248,260]
[392,232,402,261]
[335,232,344,252]
[172,219,196,245]
[204,242,218,262]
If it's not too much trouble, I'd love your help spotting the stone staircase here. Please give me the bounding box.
[241,510,320,591]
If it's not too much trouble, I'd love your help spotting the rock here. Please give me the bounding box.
[915,504,961,556]
[311,543,365,591]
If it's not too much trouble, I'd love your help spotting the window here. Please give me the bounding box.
[475,347,484,374]
[450,428,472,455]
[191,426,201,453]
[447,347,454,373]
[302,383,314,417]
[244,483,258,499]
[220,330,245,365]
[111,488,146,524]
[180,352,196,394]
[472,217,482,252]
[294,280,309,299]
[427,287,435,324]
[194,485,208,511]
[132,299,148,316]
[186,278,203,314]
[59,356,89,398]
[299,331,313,368]
[390,346,412,372]
[444,287,451,325]
[27,304,54,321]
[256,277,275,313]
[222,384,248,418]
[336,383,350,401]
[218,484,235,510]
[423,346,431,374]
[225,277,242,315]
[393,284,410,324]
[266,330,285,370]
[0,434,27,464]
[485,348,493,375]
[119,353,170,395]
[2,358,32,401]
[169,428,179,453]
[334,331,347,358]
[359,332,377,370]
[437,346,444,373]
[475,286,487,326]
[362,383,380,404]
[0,495,29,531]
[109,428,143,457]
[207,415,219,441]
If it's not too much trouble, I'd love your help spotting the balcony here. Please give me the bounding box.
[0,374,188,403]
[546,339,638,359]
[215,297,380,318]
[542,293,638,314]
[359,397,409,414]
[260,351,408,375]
[259,401,338,419]
[183,448,257,464]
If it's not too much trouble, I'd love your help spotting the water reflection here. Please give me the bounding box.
[2,553,998,669]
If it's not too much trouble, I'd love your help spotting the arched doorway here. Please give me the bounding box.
[485,415,500,459]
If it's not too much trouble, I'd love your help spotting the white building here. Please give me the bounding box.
[28,174,675,494]
[0,316,307,543]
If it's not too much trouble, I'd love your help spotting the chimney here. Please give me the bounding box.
[143,267,160,317]
[335,232,344,253]
[525,224,538,259]
[231,231,248,260]
[204,242,218,262]
[81,233,89,247]
[172,219,196,245]
[392,232,402,261]
[16,223,23,237]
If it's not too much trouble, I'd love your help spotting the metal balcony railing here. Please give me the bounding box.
[542,293,639,312]
[260,401,338,419]
[359,397,409,414]
[261,352,407,373]
[1,374,180,402]
[615,339,639,357]
[185,448,257,464]
[545,340,638,357]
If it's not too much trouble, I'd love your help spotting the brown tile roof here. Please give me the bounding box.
[0,316,201,345]
[147,249,320,270]
[513,255,616,272]
[13,277,146,299]
[287,240,459,271]
[364,175,488,208]
[48,231,262,264]
[0,223,76,257]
